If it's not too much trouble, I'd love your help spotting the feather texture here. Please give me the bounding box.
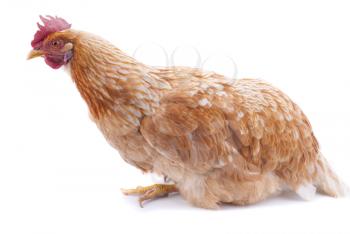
[38,29,345,208]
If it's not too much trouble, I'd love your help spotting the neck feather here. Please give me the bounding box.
[69,32,171,121]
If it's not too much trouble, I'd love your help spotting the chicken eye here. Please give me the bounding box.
[51,40,61,47]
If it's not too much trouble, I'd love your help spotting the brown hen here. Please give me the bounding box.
[28,16,346,208]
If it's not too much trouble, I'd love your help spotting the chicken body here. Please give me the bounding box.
[34,29,345,208]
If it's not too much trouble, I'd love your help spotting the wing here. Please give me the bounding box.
[140,78,267,179]
[141,78,319,185]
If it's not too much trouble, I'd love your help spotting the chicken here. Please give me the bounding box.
[28,16,346,208]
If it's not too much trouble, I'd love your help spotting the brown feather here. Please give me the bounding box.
[43,29,346,208]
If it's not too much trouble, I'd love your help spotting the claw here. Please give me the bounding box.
[121,184,178,207]
[120,186,143,195]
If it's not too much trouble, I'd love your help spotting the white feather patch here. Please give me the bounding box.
[296,183,316,200]
[198,98,211,107]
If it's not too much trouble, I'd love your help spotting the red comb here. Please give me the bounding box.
[31,15,71,49]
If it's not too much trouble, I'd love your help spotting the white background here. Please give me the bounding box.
[1,0,350,233]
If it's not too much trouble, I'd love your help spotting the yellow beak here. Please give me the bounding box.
[27,50,44,60]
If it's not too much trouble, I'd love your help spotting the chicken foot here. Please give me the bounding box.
[121,184,178,207]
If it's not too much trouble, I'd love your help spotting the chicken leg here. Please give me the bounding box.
[121,184,178,207]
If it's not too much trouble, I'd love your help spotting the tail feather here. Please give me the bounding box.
[315,153,348,197]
